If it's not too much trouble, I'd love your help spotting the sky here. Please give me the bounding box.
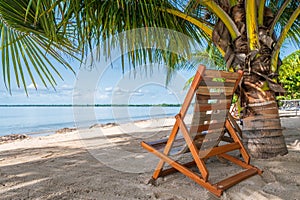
[0,53,194,105]
[0,42,298,105]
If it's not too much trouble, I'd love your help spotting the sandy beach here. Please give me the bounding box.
[0,116,299,200]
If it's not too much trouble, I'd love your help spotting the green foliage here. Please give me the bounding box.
[184,44,226,90]
[0,0,78,94]
[191,44,226,70]
[277,50,300,100]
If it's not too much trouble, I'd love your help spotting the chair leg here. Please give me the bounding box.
[225,120,250,164]
[152,122,180,179]
[219,153,263,175]
[228,113,243,138]
[176,115,209,181]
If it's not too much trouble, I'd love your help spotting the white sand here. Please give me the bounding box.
[0,116,299,199]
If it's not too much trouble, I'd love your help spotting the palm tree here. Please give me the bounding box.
[1,0,299,158]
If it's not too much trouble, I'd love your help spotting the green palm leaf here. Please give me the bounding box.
[0,0,78,94]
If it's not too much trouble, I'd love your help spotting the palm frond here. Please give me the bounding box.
[270,1,300,71]
[270,0,300,49]
[190,44,226,70]
[55,0,210,69]
[0,0,78,94]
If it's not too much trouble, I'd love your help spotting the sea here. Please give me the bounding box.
[0,106,181,137]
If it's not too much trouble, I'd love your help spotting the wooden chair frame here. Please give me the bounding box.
[141,65,262,197]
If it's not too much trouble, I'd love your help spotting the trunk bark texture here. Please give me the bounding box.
[242,90,288,158]
[213,1,288,158]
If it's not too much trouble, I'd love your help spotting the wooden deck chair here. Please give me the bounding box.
[141,65,262,197]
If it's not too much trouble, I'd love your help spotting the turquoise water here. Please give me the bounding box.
[0,106,180,136]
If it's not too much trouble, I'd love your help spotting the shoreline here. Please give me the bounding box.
[1,110,298,142]
[0,115,176,144]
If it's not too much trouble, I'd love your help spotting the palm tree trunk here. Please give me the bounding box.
[239,27,288,158]
[241,82,288,158]
[213,2,288,158]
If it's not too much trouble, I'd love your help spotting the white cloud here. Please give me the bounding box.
[95,94,109,100]
[113,87,128,95]
[131,89,144,96]
[27,83,38,89]
[111,87,146,97]
[104,87,113,92]
[60,84,73,90]
[72,91,80,97]
[168,90,173,95]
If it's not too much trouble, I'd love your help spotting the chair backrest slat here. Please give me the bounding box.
[194,102,231,112]
[199,77,235,87]
[195,94,233,100]
[204,70,241,79]
[191,110,229,122]
[190,123,225,134]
